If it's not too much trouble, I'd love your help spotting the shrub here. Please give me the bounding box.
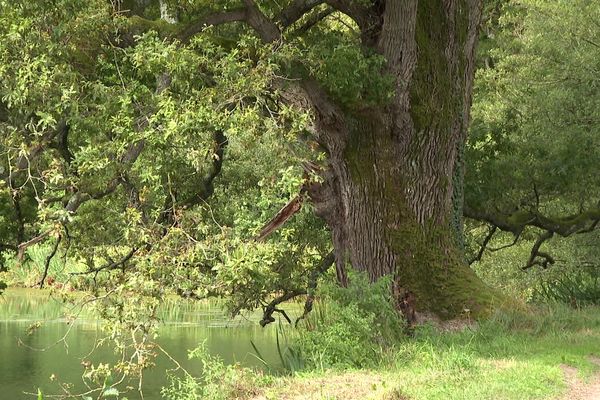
[296,271,405,370]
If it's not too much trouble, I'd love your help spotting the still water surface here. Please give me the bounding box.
[0,289,293,399]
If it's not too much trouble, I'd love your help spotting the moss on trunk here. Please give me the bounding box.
[309,0,495,320]
[388,222,497,319]
[341,116,497,320]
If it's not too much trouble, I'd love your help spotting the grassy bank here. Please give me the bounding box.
[4,259,599,400]
[249,305,600,400]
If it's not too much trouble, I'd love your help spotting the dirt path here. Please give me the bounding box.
[559,356,600,400]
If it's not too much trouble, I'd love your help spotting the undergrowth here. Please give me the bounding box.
[162,341,271,400]
[261,304,600,400]
[163,272,600,399]
[295,272,405,370]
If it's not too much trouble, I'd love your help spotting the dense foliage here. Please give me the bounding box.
[469,0,600,211]
[296,272,404,370]
[0,0,334,315]
[465,0,600,300]
[1,0,600,397]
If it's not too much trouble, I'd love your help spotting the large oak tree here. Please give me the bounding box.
[16,0,598,323]
[0,0,496,321]
[206,0,496,319]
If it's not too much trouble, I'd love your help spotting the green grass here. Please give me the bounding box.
[260,304,600,400]
[0,245,86,288]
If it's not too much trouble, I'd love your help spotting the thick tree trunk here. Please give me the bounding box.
[308,0,495,320]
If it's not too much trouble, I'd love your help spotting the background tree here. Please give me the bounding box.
[465,0,600,274]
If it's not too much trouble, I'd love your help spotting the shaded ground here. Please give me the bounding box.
[252,372,389,400]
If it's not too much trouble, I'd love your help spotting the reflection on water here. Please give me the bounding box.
[0,289,297,399]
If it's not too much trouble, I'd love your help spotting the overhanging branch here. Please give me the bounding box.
[180,131,228,210]
[178,9,248,43]
[464,204,600,237]
[489,232,521,252]
[468,224,496,265]
[255,193,306,241]
[290,7,334,36]
[464,203,600,270]
[325,0,372,30]
[17,230,51,262]
[178,1,282,44]
[278,0,326,28]
[71,248,138,277]
[260,290,305,327]
[39,235,61,289]
[3,121,68,188]
[295,250,334,326]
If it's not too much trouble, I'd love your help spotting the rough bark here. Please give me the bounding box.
[307,0,496,320]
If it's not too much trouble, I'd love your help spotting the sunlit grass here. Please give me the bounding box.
[262,305,600,400]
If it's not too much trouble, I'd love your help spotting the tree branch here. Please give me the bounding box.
[179,2,282,44]
[576,217,600,234]
[468,225,496,265]
[49,123,74,166]
[325,0,376,38]
[139,0,330,46]
[523,230,555,270]
[17,230,51,262]
[120,173,149,223]
[464,204,600,237]
[242,0,281,43]
[3,121,68,188]
[62,137,147,215]
[247,187,334,328]
[11,193,26,244]
[39,235,61,289]
[489,232,521,252]
[177,8,249,43]
[290,7,334,36]
[255,193,306,241]
[71,248,138,277]
[464,203,600,270]
[278,0,326,28]
[260,289,305,327]
[180,131,228,210]
[295,251,334,326]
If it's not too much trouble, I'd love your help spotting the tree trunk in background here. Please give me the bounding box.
[309,0,496,320]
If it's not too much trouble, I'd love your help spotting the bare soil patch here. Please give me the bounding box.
[557,356,600,400]
[252,372,393,400]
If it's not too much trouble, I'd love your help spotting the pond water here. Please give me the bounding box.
[0,289,296,399]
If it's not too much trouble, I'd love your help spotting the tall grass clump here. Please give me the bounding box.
[0,244,87,288]
[162,341,269,400]
[295,271,405,370]
[532,264,600,307]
